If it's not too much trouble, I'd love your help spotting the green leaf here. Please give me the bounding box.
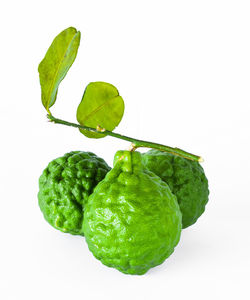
[77,82,125,138]
[38,27,81,112]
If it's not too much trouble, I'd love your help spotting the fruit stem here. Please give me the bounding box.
[47,114,203,162]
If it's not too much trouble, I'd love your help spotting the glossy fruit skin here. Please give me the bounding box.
[83,150,182,275]
[142,149,209,228]
[38,151,111,236]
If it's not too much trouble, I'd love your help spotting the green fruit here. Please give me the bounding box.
[38,151,111,236]
[83,150,182,275]
[142,149,209,228]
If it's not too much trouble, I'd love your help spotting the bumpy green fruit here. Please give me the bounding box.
[83,150,182,275]
[38,151,111,236]
[142,149,209,228]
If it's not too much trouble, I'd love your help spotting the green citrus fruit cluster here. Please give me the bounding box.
[38,149,209,275]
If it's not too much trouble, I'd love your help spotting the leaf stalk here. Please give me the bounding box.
[47,114,203,162]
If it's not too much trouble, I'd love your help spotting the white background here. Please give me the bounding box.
[1,1,250,299]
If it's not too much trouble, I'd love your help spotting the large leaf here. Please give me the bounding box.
[38,27,81,112]
[77,82,124,138]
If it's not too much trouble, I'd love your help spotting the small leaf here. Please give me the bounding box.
[77,82,124,138]
[38,27,81,112]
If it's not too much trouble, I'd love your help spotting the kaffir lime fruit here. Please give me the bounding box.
[38,151,111,236]
[142,149,209,228]
[83,150,182,275]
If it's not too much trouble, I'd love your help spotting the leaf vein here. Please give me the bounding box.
[82,96,119,124]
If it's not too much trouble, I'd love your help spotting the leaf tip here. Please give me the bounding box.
[198,157,204,163]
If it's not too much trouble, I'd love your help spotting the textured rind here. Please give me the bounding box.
[142,149,209,228]
[83,151,182,275]
[38,151,111,235]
